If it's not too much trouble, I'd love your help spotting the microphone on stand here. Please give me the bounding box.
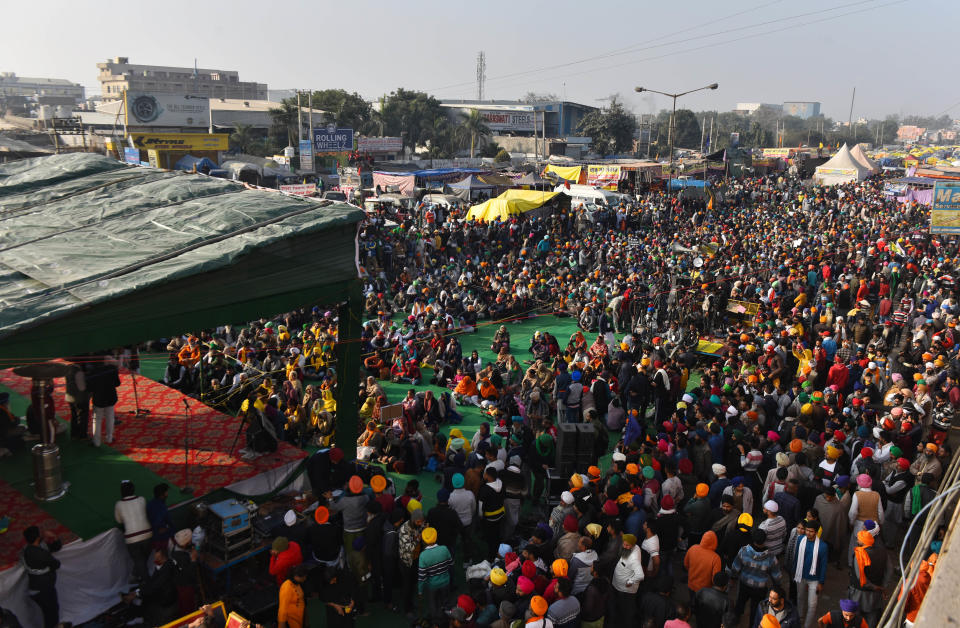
[181,397,193,495]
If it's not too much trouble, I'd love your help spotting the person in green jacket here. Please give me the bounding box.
[418,527,453,622]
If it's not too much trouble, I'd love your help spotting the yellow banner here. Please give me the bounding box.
[128,132,228,151]
[544,164,582,182]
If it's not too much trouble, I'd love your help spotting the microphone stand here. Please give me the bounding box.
[129,372,151,417]
[181,399,194,495]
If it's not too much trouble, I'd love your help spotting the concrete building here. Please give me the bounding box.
[782,101,821,119]
[438,99,597,138]
[0,72,85,115]
[96,57,267,101]
[733,102,782,115]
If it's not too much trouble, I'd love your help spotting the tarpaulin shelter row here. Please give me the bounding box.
[466,189,559,222]
[0,152,366,447]
[372,168,485,196]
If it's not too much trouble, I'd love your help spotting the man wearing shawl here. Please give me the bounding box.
[847,527,886,627]
[792,520,828,628]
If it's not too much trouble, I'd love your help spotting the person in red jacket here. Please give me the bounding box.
[269,536,303,586]
[826,358,850,392]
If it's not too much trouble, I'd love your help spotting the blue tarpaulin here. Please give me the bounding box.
[174,155,217,174]
[668,178,711,190]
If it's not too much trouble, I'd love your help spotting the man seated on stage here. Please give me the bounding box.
[239,396,279,460]
[163,354,189,392]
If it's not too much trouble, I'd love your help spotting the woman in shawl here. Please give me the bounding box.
[454,374,481,406]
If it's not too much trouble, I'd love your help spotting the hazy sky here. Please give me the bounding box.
[1,0,950,120]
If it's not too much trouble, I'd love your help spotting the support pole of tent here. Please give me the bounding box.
[335,279,363,452]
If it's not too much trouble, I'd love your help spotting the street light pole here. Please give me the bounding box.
[635,83,718,186]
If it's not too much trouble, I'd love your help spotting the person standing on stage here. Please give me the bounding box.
[88,354,121,447]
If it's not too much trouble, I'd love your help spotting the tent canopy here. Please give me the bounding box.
[516,171,548,186]
[0,153,363,362]
[448,174,494,190]
[466,189,558,222]
[814,143,872,185]
[849,144,879,173]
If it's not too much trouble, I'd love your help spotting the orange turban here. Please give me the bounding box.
[854,530,875,587]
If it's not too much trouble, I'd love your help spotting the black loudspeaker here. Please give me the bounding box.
[576,423,596,464]
[547,467,569,502]
[556,423,579,459]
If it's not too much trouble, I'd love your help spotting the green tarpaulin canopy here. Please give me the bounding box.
[0,153,365,362]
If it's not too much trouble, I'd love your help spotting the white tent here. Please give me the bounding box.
[849,143,879,173]
[814,144,873,185]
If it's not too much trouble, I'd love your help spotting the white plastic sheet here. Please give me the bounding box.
[0,528,132,626]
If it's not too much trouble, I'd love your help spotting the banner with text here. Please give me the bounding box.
[480,110,535,132]
[313,127,354,152]
[762,148,793,158]
[357,136,402,152]
[586,165,622,190]
[299,139,313,171]
[280,183,318,196]
[125,92,209,127]
[128,132,228,151]
[931,181,960,234]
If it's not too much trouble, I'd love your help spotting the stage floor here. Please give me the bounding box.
[0,367,305,569]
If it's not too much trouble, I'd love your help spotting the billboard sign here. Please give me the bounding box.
[357,136,403,152]
[123,147,140,164]
[586,165,622,190]
[480,110,535,132]
[126,92,209,127]
[128,132,228,151]
[931,181,960,234]
[313,127,354,152]
[298,139,313,171]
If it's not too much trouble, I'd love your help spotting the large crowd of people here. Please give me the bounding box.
[10,171,957,628]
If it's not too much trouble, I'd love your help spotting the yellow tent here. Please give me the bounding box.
[466,189,559,222]
[543,164,582,182]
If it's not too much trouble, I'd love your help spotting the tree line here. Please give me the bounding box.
[228,87,956,161]
[231,88,503,160]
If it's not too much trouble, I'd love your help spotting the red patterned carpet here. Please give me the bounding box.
[0,368,307,497]
[0,480,77,570]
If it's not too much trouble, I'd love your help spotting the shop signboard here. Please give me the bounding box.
[128,132,228,151]
[313,126,354,152]
[479,110,535,132]
[357,136,402,152]
[125,91,209,127]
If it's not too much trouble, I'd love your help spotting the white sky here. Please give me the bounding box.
[0,0,950,120]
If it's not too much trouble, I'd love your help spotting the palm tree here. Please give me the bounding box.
[460,109,490,158]
[229,123,257,154]
[269,99,300,147]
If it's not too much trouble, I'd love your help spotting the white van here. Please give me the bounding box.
[555,184,619,207]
